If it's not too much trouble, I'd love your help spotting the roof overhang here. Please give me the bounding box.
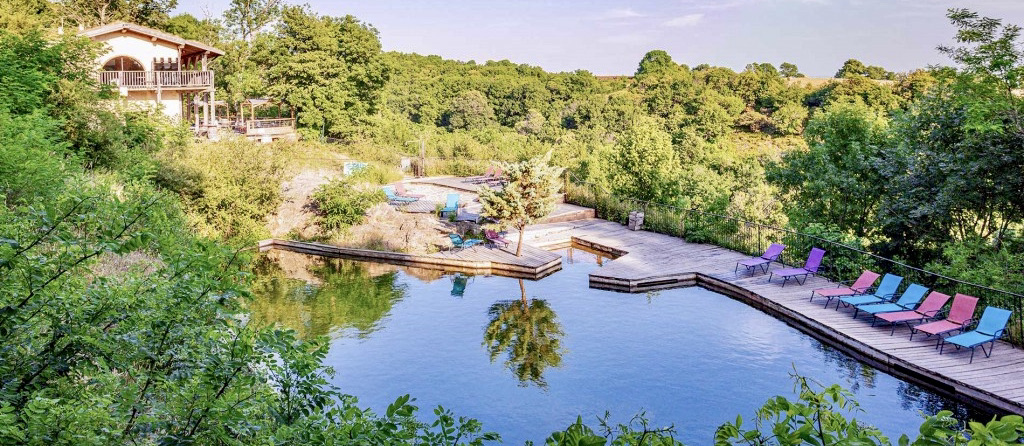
[79,22,225,59]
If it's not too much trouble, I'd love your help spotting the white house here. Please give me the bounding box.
[79,22,224,135]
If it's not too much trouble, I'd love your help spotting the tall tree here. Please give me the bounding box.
[224,0,280,42]
[479,152,564,256]
[58,0,177,27]
[266,6,388,137]
[608,116,682,206]
[779,62,803,78]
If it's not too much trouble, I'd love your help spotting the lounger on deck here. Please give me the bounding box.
[810,270,880,307]
[854,283,929,320]
[394,182,425,198]
[383,186,418,204]
[910,293,978,343]
[767,247,825,287]
[874,291,951,335]
[485,229,511,248]
[735,243,785,275]
[448,233,482,252]
[836,273,902,311]
[940,307,1013,363]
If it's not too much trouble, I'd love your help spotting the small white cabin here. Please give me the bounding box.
[79,22,224,136]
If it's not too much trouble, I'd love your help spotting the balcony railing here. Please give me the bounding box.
[98,70,213,90]
[244,118,296,136]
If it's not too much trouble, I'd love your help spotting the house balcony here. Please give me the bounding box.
[98,70,213,90]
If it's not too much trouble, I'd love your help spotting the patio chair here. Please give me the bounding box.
[853,283,929,320]
[448,233,483,252]
[767,247,825,287]
[470,166,497,184]
[910,293,979,343]
[382,186,418,204]
[735,243,785,276]
[836,273,903,311]
[874,291,951,335]
[486,167,505,186]
[940,306,1013,363]
[440,193,460,217]
[810,270,880,307]
[485,229,511,248]
[394,182,425,198]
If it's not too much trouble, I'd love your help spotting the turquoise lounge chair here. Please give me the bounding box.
[854,283,929,321]
[383,186,418,204]
[836,273,902,311]
[940,307,1013,363]
[440,193,459,217]
[448,233,482,252]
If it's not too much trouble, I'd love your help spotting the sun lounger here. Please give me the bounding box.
[874,291,951,335]
[810,270,880,307]
[735,243,785,275]
[383,186,418,204]
[767,247,825,286]
[854,283,929,320]
[910,293,978,343]
[940,306,1012,363]
[836,273,902,311]
[485,229,511,248]
[394,182,425,198]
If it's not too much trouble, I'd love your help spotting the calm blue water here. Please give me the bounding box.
[251,248,989,445]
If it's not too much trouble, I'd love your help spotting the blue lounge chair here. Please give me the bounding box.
[853,283,929,321]
[940,307,1013,363]
[735,243,785,275]
[383,186,418,204]
[448,233,482,252]
[767,247,825,286]
[440,193,459,217]
[836,273,902,311]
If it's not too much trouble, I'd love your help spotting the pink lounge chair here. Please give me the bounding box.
[394,182,425,198]
[810,270,880,307]
[874,291,951,335]
[485,229,511,248]
[471,166,497,184]
[909,293,979,345]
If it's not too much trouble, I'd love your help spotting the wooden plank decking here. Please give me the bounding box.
[259,238,562,280]
[517,219,1024,415]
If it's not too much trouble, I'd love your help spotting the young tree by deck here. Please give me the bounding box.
[478,152,564,257]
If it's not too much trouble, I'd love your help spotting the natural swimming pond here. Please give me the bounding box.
[250,248,990,444]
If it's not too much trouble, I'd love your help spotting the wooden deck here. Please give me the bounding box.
[259,238,562,280]
[518,219,1024,415]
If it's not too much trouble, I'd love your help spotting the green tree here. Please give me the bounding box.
[609,116,682,205]
[161,13,222,43]
[482,280,564,389]
[224,0,281,42]
[0,0,54,33]
[266,6,388,137]
[58,0,177,27]
[768,102,890,237]
[779,62,803,78]
[478,152,564,256]
[445,89,494,131]
[635,49,677,78]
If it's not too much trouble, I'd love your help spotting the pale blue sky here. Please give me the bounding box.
[176,1,1024,76]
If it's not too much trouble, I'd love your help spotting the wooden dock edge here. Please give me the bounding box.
[579,240,1023,415]
[259,239,563,280]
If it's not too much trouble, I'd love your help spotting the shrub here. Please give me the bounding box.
[311,179,387,231]
[156,137,288,242]
[349,163,403,185]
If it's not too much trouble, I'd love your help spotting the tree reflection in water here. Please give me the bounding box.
[482,279,565,389]
[248,253,407,340]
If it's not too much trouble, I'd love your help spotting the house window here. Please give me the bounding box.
[102,56,145,72]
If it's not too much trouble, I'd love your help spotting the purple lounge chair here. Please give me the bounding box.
[909,293,979,344]
[810,270,880,307]
[471,166,498,184]
[768,247,825,287]
[735,243,785,275]
[394,182,425,198]
[874,291,951,335]
[485,229,511,248]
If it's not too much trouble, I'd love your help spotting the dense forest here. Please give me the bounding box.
[2,0,1024,443]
